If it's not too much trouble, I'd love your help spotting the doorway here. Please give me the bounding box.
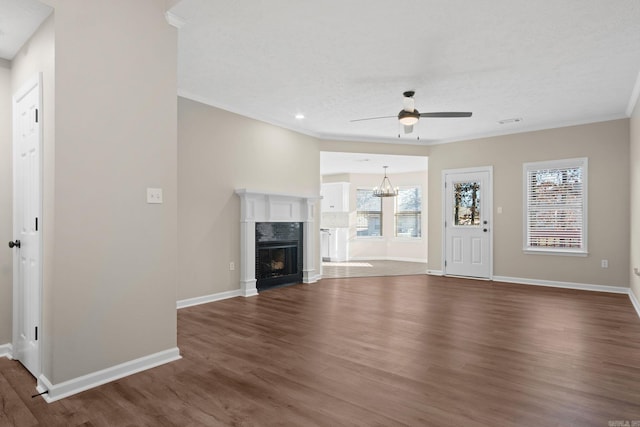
[11,74,43,378]
[443,167,493,279]
[320,151,429,278]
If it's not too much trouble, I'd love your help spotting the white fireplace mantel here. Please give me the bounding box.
[235,189,321,297]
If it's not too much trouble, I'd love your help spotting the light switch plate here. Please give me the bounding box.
[147,188,163,204]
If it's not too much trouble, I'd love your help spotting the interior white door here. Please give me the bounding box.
[12,75,42,378]
[444,168,492,279]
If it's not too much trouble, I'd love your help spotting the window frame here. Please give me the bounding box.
[522,157,588,256]
[394,186,422,239]
[355,188,383,238]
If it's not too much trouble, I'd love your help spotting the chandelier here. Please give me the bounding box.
[373,166,398,197]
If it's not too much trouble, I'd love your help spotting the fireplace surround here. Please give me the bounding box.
[235,189,320,296]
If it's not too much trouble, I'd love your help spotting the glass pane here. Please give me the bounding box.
[357,189,381,211]
[397,187,421,212]
[396,213,421,237]
[356,212,381,236]
[454,181,481,226]
[356,189,382,236]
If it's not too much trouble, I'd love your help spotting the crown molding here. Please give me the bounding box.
[165,11,186,29]
[627,71,640,117]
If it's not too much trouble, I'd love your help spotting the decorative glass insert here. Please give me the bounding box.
[454,182,480,226]
[356,189,382,236]
[395,187,422,237]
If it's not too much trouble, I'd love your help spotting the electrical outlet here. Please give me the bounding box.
[601,259,608,269]
[146,188,163,204]
[229,262,235,271]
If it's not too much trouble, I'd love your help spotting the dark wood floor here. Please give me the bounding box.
[2,275,640,426]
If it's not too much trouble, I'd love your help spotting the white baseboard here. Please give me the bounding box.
[36,347,181,403]
[304,273,322,283]
[629,288,640,319]
[429,273,640,320]
[177,289,242,309]
[348,256,428,263]
[493,275,629,294]
[0,343,12,359]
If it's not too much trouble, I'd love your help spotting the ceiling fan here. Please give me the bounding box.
[351,91,472,135]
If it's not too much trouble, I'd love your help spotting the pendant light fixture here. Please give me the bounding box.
[373,166,399,197]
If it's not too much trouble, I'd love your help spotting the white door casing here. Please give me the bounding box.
[12,74,43,378]
[443,167,493,279]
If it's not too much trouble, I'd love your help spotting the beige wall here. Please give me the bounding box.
[19,1,178,384]
[0,61,12,344]
[320,139,430,157]
[630,96,640,301]
[177,97,321,300]
[428,119,630,287]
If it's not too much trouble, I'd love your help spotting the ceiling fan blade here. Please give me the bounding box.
[350,115,397,122]
[420,112,472,118]
[403,124,414,134]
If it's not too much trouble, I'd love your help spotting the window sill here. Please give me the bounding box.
[523,249,588,257]
[392,237,423,242]
[355,236,384,240]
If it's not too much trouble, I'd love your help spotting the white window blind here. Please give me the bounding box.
[395,186,422,238]
[523,158,587,254]
[356,189,382,237]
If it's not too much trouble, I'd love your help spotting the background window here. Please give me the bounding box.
[356,189,382,236]
[395,187,422,237]
[524,158,588,254]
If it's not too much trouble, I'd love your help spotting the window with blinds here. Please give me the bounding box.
[523,158,588,255]
[356,189,382,237]
[395,186,422,237]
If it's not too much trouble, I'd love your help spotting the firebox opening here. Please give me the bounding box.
[255,222,303,291]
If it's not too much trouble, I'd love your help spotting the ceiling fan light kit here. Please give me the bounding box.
[398,110,420,126]
[373,166,399,198]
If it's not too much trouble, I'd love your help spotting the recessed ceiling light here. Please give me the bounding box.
[498,117,523,125]
[295,113,305,120]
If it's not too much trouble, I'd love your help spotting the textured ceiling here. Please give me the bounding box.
[0,0,52,60]
[172,0,640,145]
[3,1,639,146]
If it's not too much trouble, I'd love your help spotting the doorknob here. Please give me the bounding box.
[8,240,20,248]
[483,229,488,233]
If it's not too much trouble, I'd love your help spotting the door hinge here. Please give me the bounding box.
[445,260,447,267]
[35,217,38,231]
[35,108,38,123]
[35,326,38,341]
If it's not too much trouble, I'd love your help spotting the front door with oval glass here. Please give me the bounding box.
[444,168,492,279]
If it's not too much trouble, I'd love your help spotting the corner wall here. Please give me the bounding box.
[0,60,12,345]
[43,0,178,385]
[428,119,630,287]
[630,94,640,306]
